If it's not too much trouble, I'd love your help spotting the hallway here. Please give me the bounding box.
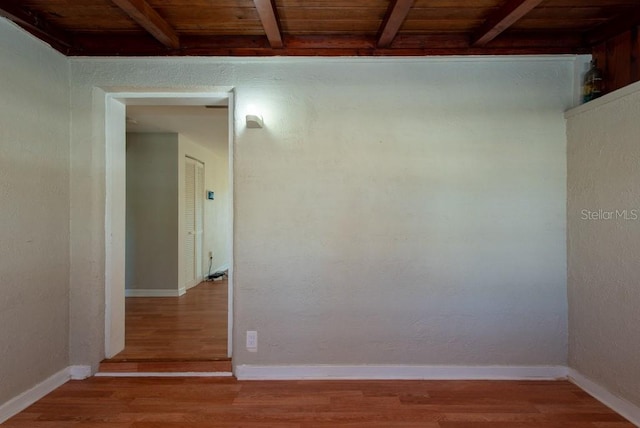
[110,280,228,361]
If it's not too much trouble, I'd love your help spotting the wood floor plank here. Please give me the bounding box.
[98,360,232,373]
[2,378,633,427]
[106,279,228,363]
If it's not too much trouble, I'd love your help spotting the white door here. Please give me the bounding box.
[185,156,204,290]
[195,160,204,281]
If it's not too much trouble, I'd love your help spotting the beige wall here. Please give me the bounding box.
[68,57,574,369]
[0,20,70,403]
[9,10,640,414]
[125,133,179,292]
[567,83,640,407]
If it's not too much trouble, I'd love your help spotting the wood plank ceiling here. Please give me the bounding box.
[1,0,640,56]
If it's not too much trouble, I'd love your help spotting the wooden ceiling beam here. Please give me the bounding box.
[110,0,179,49]
[69,33,586,57]
[377,0,415,48]
[253,0,283,48]
[584,7,640,46]
[472,0,544,47]
[0,0,73,52]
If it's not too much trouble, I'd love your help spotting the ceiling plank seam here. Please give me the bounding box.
[472,0,544,47]
[253,0,283,49]
[378,0,415,48]
[110,0,179,49]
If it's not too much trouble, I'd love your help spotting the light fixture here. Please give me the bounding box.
[245,114,264,129]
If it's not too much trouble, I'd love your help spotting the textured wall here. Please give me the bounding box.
[567,83,640,407]
[0,19,70,403]
[125,133,179,291]
[69,57,575,369]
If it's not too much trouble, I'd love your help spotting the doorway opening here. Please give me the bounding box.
[103,92,234,372]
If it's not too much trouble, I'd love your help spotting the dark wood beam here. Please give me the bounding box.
[253,0,283,48]
[584,7,640,47]
[472,0,544,47]
[69,33,586,57]
[0,0,73,53]
[377,0,415,48]
[110,0,179,49]
[631,25,640,84]
[394,32,583,50]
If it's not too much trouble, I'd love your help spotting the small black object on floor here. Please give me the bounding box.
[206,271,227,281]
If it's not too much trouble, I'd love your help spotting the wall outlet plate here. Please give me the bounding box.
[246,330,257,352]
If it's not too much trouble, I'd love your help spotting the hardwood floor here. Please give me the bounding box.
[98,360,232,373]
[3,378,633,427]
[109,279,228,362]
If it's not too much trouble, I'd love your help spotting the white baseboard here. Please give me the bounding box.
[0,367,71,424]
[186,280,200,290]
[69,365,92,380]
[95,371,233,378]
[235,364,568,381]
[125,288,184,297]
[568,369,640,426]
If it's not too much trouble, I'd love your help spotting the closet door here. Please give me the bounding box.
[184,156,204,289]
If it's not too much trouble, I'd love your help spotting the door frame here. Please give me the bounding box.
[104,90,235,360]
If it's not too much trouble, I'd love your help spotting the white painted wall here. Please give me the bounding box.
[567,82,640,407]
[209,145,231,274]
[0,19,70,403]
[125,133,179,292]
[7,13,640,411]
[68,56,574,369]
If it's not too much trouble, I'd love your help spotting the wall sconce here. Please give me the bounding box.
[246,114,264,129]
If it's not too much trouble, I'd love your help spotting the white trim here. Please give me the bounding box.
[95,371,232,377]
[226,91,235,360]
[125,288,185,297]
[235,365,568,381]
[568,369,640,426]
[72,56,581,66]
[104,95,127,359]
[104,90,234,362]
[186,280,201,291]
[0,367,71,424]
[69,365,92,380]
[110,91,233,104]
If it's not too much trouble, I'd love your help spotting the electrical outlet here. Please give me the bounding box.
[208,251,213,259]
[246,330,257,352]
